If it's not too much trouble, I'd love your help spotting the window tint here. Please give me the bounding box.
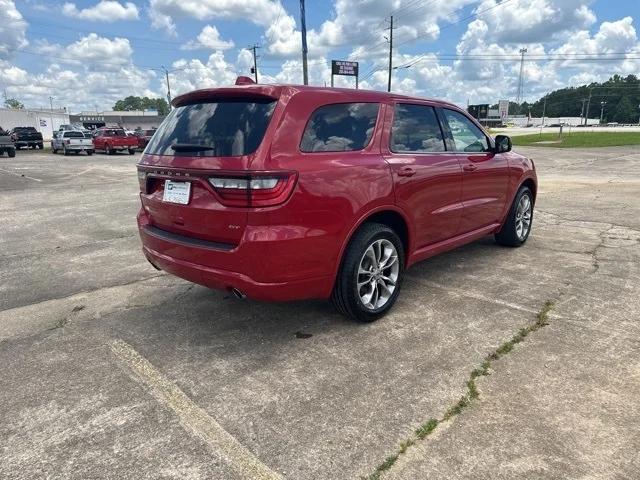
[391,104,445,152]
[300,103,379,152]
[63,131,85,138]
[146,99,277,157]
[442,109,489,153]
[103,129,126,137]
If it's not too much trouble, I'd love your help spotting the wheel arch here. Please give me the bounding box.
[330,206,413,291]
[520,177,537,204]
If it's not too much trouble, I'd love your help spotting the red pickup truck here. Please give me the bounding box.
[92,128,139,155]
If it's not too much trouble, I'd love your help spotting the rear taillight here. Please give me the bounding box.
[137,170,147,193]
[208,172,297,207]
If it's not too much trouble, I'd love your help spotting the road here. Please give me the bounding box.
[1,147,638,479]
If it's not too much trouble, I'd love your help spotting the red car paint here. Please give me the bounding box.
[137,83,536,302]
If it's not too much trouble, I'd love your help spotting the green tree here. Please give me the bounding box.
[113,96,169,115]
[613,96,636,123]
[4,98,24,109]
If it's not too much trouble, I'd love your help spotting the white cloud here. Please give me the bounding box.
[149,0,284,34]
[181,25,235,50]
[0,0,28,59]
[63,33,134,68]
[62,1,139,22]
[169,51,240,95]
[473,0,597,43]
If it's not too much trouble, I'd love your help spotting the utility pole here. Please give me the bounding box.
[300,0,309,85]
[387,15,394,92]
[49,96,54,134]
[164,68,172,106]
[151,66,181,110]
[600,101,607,124]
[516,48,527,104]
[541,95,547,126]
[584,88,593,126]
[580,98,587,120]
[249,44,260,83]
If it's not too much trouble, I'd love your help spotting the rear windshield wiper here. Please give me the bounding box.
[170,143,216,152]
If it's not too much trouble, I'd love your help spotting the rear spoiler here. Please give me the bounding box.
[172,85,283,108]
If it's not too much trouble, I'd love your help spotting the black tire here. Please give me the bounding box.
[128,148,135,155]
[52,148,57,154]
[8,148,15,158]
[331,222,405,322]
[63,146,69,156]
[37,143,43,149]
[495,185,534,247]
[87,150,93,156]
[106,144,112,155]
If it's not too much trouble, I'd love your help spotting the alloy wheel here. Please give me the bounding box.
[357,239,399,310]
[515,194,532,241]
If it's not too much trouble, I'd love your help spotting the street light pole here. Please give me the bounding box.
[300,0,308,85]
[49,96,54,135]
[387,15,394,92]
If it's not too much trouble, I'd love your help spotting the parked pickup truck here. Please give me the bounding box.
[135,129,157,150]
[92,127,138,155]
[10,127,44,149]
[0,129,16,157]
[52,130,94,155]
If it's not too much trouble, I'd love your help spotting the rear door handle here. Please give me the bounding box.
[397,167,416,177]
[463,164,478,172]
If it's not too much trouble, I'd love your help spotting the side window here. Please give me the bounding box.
[391,104,445,153]
[442,109,489,153]
[300,103,379,152]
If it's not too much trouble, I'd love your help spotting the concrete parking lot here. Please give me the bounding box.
[1,147,639,479]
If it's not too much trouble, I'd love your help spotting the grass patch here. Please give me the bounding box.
[363,300,555,479]
[415,419,438,439]
[511,131,640,148]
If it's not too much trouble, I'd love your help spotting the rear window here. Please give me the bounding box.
[391,104,446,153]
[145,99,277,157]
[63,131,85,138]
[300,103,379,152]
[102,129,126,137]
[15,127,37,132]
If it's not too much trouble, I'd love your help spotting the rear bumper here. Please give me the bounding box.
[138,213,334,302]
[66,146,93,151]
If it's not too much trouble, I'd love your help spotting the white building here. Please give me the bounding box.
[69,110,164,131]
[0,108,70,140]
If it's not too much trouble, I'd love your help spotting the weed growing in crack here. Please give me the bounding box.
[364,299,555,479]
[415,419,438,439]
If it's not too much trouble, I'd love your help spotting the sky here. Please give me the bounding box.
[0,0,639,112]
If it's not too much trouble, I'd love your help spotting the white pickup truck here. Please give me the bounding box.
[52,130,94,156]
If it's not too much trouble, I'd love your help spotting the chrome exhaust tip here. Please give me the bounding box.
[230,288,246,299]
[146,256,161,271]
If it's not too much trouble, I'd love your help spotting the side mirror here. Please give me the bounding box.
[494,134,512,153]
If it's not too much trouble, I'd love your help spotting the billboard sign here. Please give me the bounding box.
[331,60,358,77]
[498,100,510,121]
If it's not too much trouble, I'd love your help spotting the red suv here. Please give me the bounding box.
[137,79,536,321]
